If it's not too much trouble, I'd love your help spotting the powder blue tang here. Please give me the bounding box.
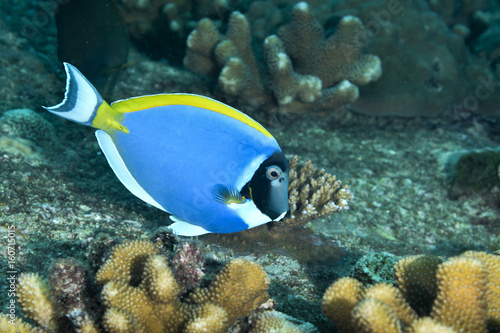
[44,63,289,236]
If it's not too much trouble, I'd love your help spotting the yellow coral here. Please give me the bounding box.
[431,256,488,333]
[249,310,315,333]
[17,273,57,331]
[0,314,41,333]
[363,283,417,325]
[13,263,100,333]
[183,303,228,333]
[394,254,442,314]
[322,277,364,333]
[323,250,499,333]
[141,254,180,303]
[102,280,164,333]
[351,298,402,333]
[97,240,270,333]
[102,308,135,333]
[188,258,270,323]
[462,251,500,331]
[405,317,456,333]
[96,239,158,285]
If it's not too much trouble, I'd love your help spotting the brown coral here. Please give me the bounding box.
[97,240,271,333]
[277,2,381,87]
[10,239,275,333]
[184,2,381,117]
[322,250,500,333]
[286,155,353,227]
[201,155,350,266]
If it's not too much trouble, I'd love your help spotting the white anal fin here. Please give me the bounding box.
[95,130,166,212]
[168,218,212,236]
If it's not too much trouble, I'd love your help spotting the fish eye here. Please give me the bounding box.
[266,166,282,180]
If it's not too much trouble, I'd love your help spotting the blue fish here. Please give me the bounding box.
[44,63,289,236]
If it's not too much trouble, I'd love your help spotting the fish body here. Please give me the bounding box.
[44,63,289,236]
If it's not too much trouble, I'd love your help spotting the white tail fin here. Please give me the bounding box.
[43,63,104,126]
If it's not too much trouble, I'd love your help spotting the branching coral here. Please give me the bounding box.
[277,2,381,88]
[285,155,353,227]
[12,259,100,333]
[0,315,42,333]
[184,1,381,117]
[97,239,271,332]
[9,239,315,333]
[16,273,58,331]
[322,250,500,333]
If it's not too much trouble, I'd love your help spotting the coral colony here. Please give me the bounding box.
[184,2,381,116]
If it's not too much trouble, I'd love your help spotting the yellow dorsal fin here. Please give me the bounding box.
[110,94,273,137]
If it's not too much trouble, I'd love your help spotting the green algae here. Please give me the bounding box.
[452,150,500,192]
[350,252,400,286]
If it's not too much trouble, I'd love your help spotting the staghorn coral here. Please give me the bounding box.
[97,239,271,332]
[322,250,500,333]
[285,155,353,227]
[184,2,381,117]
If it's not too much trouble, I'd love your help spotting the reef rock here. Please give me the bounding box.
[334,0,500,117]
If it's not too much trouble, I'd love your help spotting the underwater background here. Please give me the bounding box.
[0,0,499,332]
